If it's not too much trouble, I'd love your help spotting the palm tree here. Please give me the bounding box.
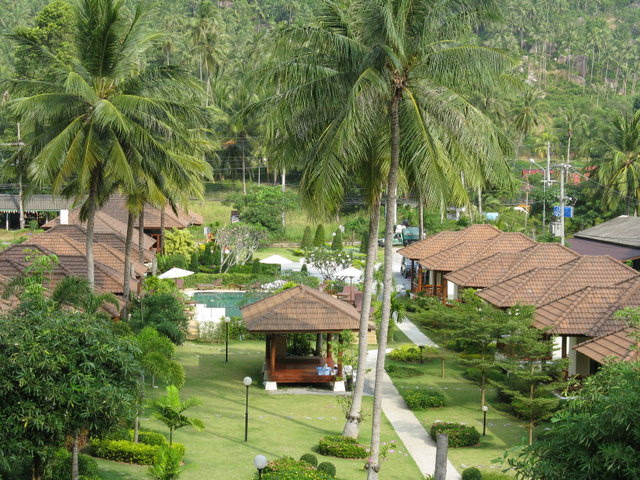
[151,385,204,446]
[6,0,210,288]
[258,1,513,464]
[593,110,640,215]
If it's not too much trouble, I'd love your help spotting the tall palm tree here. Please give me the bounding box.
[6,0,210,288]
[258,1,513,462]
[593,110,640,215]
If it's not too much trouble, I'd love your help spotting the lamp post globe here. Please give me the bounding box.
[254,455,268,479]
[224,316,231,363]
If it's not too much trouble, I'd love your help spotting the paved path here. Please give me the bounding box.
[364,250,461,479]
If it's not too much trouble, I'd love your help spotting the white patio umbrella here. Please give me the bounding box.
[158,267,195,279]
[259,254,294,265]
[336,266,363,301]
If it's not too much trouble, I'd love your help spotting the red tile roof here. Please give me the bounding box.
[398,224,502,260]
[477,256,639,308]
[445,243,580,288]
[242,284,362,333]
[574,327,639,363]
[419,232,536,272]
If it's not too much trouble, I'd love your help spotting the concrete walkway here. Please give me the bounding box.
[363,250,461,479]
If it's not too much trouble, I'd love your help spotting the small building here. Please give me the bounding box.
[241,284,371,390]
[570,216,640,268]
[0,194,74,229]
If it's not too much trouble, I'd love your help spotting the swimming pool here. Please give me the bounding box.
[191,291,264,318]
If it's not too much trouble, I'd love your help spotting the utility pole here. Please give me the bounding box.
[558,163,570,246]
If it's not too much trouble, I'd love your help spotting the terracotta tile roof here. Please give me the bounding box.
[445,243,581,288]
[0,244,135,294]
[242,284,362,333]
[419,232,536,272]
[43,195,203,230]
[574,327,639,363]
[45,224,155,262]
[398,224,501,260]
[477,256,639,308]
[23,232,147,277]
[533,286,630,336]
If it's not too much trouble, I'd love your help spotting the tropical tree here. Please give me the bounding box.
[258,3,513,462]
[592,110,640,215]
[150,385,205,446]
[5,0,211,288]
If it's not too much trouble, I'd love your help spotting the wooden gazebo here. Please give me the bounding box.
[241,284,366,389]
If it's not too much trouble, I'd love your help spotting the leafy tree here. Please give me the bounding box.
[0,284,141,480]
[151,385,205,446]
[505,361,640,480]
[5,0,211,288]
[136,327,185,388]
[305,248,352,281]
[164,228,197,257]
[313,225,326,247]
[214,223,269,272]
[331,229,343,251]
[300,226,313,249]
[130,293,189,345]
[226,186,298,233]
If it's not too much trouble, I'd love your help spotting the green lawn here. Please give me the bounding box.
[385,355,528,474]
[95,341,423,480]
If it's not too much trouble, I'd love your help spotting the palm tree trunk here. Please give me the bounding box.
[85,174,100,289]
[71,431,79,480]
[160,205,166,255]
[18,173,25,230]
[123,212,135,318]
[367,89,402,480]
[343,194,381,438]
[32,452,42,480]
[418,194,424,239]
[138,208,145,263]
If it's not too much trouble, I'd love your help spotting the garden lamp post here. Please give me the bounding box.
[243,376,252,441]
[482,405,489,436]
[224,316,231,363]
[254,454,268,479]
[418,344,425,364]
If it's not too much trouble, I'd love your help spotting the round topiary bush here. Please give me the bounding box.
[317,435,368,459]
[300,453,318,466]
[262,456,333,480]
[402,389,446,409]
[430,422,480,448]
[462,466,483,480]
[317,462,337,477]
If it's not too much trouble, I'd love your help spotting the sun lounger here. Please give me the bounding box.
[196,279,223,290]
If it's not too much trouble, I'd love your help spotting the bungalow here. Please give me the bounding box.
[574,327,639,365]
[570,215,640,268]
[398,224,502,295]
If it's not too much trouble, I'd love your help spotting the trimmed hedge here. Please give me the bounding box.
[430,422,480,448]
[183,273,260,289]
[261,456,333,480]
[317,435,368,459]
[389,344,439,362]
[92,438,185,465]
[299,453,318,466]
[128,430,167,446]
[402,388,446,410]
[317,462,336,477]
[462,467,483,480]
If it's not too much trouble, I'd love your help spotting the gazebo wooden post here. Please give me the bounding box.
[337,334,343,377]
[326,333,333,365]
[417,265,423,292]
[269,334,277,377]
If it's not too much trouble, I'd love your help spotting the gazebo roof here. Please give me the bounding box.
[241,284,363,333]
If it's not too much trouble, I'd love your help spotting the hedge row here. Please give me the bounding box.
[430,422,480,448]
[183,273,260,289]
[402,388,446,410]
[92,438,185,465]
[317,435,368,459]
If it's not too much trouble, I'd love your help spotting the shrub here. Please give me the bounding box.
[261,456,333,480]
[317,435,368,459]
[317,462,336,477]
[91,438,185,465]
[389,345,422,362]
[313,225,326,247]
[402,389,446,409]
[430,422,480,448]
[330,229,343,251]
[45,449,99,480]
[299,453,318,466]
[301,226,313,249]
[462,467,483,480]
[128,430,168,446]
[148,446,183,480]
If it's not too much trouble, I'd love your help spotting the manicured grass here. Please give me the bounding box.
[96,341,423,480]
[385,352,526,476]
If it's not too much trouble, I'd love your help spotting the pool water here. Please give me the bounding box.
[192,291,264,318]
